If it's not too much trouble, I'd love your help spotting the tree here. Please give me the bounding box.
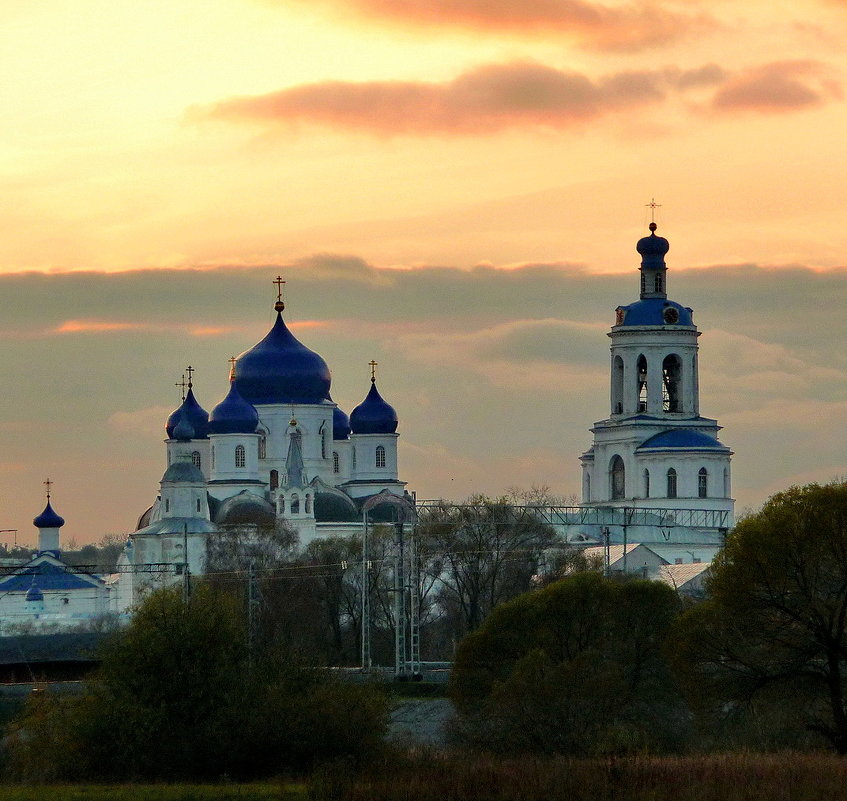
[418,494,560,637]
[5,583,389,781]
[672,482,847,753]
[450,571,685,755]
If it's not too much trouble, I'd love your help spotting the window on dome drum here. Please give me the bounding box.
[291,493,300,514]
[667,468,678,499]
[612,356,624,415]
[662,354,682,412]
[699,467,708,498]
[165,499,170,513]
[321,431,327,459]
[270,469,279,491]
[585,473,591,502]
[640,272,647,295]
[376,445,386,468]
[723,467,729,497]
[167,452,171,465]
[654,273,664,294]
[637,355,648,412]
[211,446,215,470]
[191,451,201,470]
[644,469,650,498]
[258,436,266,460]
[305,494,311,514]
[196,498,201,513]
[610,455,625,500]
[235,445,246,468]
[352,447,357,470]
[333,452,339,473]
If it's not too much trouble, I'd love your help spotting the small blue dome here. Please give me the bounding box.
[329,396,351,440]
[173,412,194,441]
[209,382,259,435]
[234,312,331,405]
[166,388,209,439]
[616,298,694,327]
[25,578,43,603]
[33,500,64,529]
[350,380,398,435]
[637,430,729,451]
[636,226,669,269]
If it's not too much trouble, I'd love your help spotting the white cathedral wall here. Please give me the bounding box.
[255,403,335,485]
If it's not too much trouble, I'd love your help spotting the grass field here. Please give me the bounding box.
[0,784,305,801]
[313,752,847,801]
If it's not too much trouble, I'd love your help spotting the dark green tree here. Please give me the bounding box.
[672,482,847,752]
[5,583,389,781]
[450,571,685,755]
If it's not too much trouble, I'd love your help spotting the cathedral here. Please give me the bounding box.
[120,282,410,603]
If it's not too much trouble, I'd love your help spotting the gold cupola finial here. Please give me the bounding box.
[274,275,286,313]
[369,359,378,383]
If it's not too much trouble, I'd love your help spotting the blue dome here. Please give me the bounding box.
[166,388,209,439]
[209,382,259,435]
[637,430,729,451]
[234,312,331,405]
[33,500,64,529]
[616,298,694,327]
[330,396,351,440]
[172,412,194,441]
[350,380,398,435]
[25,578,43,603]
[636,228,669,269]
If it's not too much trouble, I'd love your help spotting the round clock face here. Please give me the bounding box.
[663,306,679,324]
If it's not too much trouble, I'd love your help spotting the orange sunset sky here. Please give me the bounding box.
[2,0,847,545]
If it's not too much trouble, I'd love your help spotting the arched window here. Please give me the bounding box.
[305,494,312,514]
[165,498,170,513]
[235,444,246,468]
[612,355,624,415]
[610,455,625,500]
[321,430,327,459]
[333,452,340,474]
[723,467,729,497]
[352,447,357,470]
[196,498,201,513]
[376,445,386,468]
[270,469,279,490]
[191,451,201,470]
[167,451,171,465]
[636,355,648,412]
[279,496,285,514]
[667,468,677,499]
[258,435,266,460]
[662,354,682,413]
[290,493,300,514]
[654,272,664,294]
[699,467,708,498]
[211,446,215,470]
[644,469,650,498]
[585,473,591,502]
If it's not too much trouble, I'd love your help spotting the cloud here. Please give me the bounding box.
[202,62,668,135]
[286,0,714,51]
[712,60,842,112]
[200,59,839,137]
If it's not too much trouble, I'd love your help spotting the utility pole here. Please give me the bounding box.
[247,560,261,670]
[182,524,191,602]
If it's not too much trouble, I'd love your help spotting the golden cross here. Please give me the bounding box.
[185,365,194,388]
[274,275,286,303]
[175,373,187,401]
[228,356,237,381]
[369,360,378,381]
[645,198,662,224]
[43,478,53,500]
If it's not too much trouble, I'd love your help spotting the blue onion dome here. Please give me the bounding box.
[328,395,351,440]
[209,380,259,435]
[350,379,398,435]
[173,412,195,442]
[636,222,670,269]
[33,500,64,529]
[234,311,331,405]
[25,578,43,603]
[165,388,209,439]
